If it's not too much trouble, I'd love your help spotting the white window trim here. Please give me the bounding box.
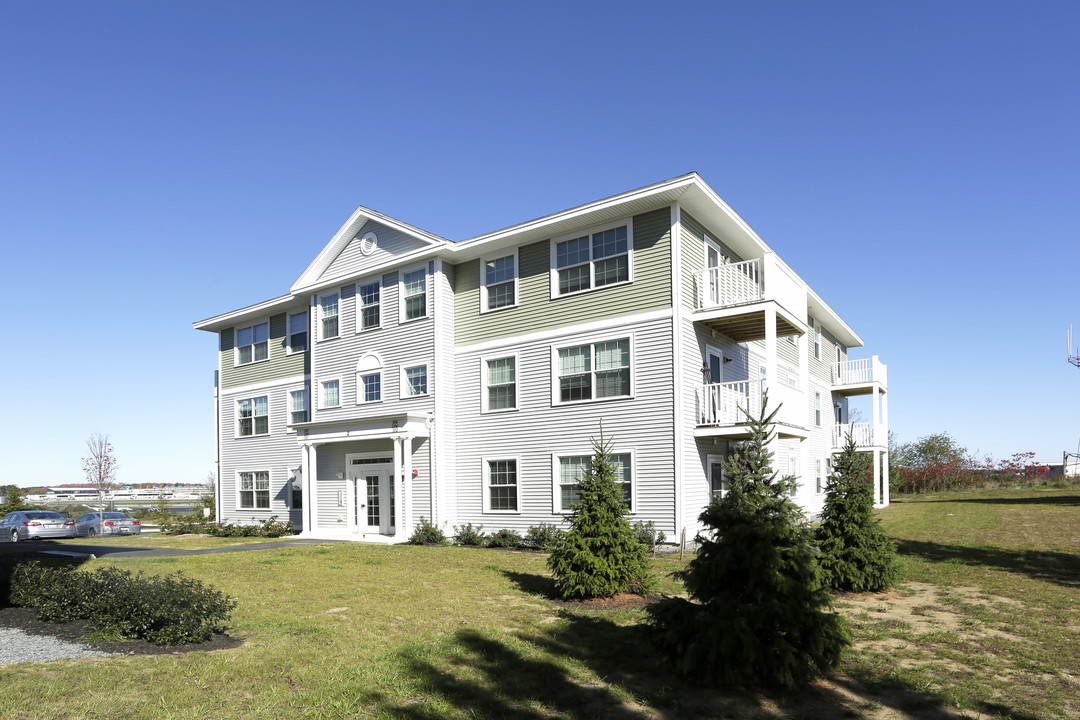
[480,249,520,314]
[549,218,634,299]
[550,333,635,406]
[401,363,430,398]
[317,289,342,342]
[286,311,309,355]
[481,352,519,414]
[355,354,383,405]
[815,392,822,427]
[286,386,309,430]
[355,276,382,333]
[235,395,270,439]
[813,320,822,360]
[816,458,824,494]
[551,449,636,514]
[236,469,272,511]
[318,377,342,409]
[482,456,521,514]
[233,317,271,368]
[399,263,429,324]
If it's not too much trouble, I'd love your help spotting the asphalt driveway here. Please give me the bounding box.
[0,538,338,559]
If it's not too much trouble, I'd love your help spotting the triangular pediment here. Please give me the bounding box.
[292,206,447,292]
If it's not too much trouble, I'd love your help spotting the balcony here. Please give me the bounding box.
[832,422,886,451]
[692,254,806,342]
[832,356,887,395]
[695,379,808,440]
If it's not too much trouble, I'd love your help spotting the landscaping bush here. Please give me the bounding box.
[486,528,523,548]
[547,430,652,599]
[161,516,293,538]
[816,435,898,593]
[409,516,448,545]
[453,522,486,546]
[9,560,236,645]
[648,395,849,688]
[633,520,666,552]
[523,523,563,551]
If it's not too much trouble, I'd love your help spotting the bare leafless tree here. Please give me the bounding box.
[82,433,118,535]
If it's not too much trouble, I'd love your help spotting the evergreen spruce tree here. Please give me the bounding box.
[648,394,849,688]
[547,429,652,600]
[816,434,898,592]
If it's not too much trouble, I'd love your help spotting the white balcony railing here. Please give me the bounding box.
[832,356,887,388]
[833,422,883,449]
[694,259,763,309]
[697,380,762,426]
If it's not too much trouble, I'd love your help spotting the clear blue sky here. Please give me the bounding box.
[2,1,1077,487]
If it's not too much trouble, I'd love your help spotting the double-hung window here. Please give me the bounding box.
[402,267,427,321]
[485,459,518,512]
[238,471,270,509]
[815,392,822,426]
[319,292,340,340]
[288,312,308,353]
[403,365,427,397]
[813,320,821,360]
[320,379,341,408]
[237,396,269,436]
[235,322,269,365]
[556,453,632,512]
[556,338,631,403]
[358,373,381,403]
[482,253,517,311]
[357,280,380,331]
[289,389,309,425]
[484,356,516,411]
[553,223,630,296]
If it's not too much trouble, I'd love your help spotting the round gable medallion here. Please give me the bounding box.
[359,232,378,256]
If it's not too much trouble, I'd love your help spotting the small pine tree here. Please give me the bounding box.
[816,435,898,592]
[547,429,652,600]
[648,394,849,688]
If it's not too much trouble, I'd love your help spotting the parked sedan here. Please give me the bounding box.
[1,511,77,542]
[74,512,142,538]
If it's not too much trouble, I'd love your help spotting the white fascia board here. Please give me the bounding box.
[807,289,864,348]
[447,173,701,261]
[193,294,300,332]
[290,205,450,293]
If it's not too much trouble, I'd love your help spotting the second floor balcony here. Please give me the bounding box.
[695,378,808,440]
[832,422,887,451]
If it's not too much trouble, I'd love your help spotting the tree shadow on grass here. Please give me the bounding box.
[502,570,559,600]
[357,577,1041,719]
[896,539,1080,588]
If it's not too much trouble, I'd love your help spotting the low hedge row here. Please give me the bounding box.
[162,516,293,538]
[9,561,236,645]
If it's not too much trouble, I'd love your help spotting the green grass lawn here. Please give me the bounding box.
[2,487,1077,719]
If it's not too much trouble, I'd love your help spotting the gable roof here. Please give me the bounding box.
[290,204,449,294]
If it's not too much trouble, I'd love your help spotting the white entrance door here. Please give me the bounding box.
[705,237,723,306]
[345,454,395,535]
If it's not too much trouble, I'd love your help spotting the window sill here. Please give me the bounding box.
[317,336,341,343]
[483,509,521,515]
[479,303,519,315]
[235,433,271,440]
[234,358,272,369]
[481,406,518,415]
[399,315,429,325]
[552,394,633,408]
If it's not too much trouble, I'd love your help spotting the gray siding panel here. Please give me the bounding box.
[318,220,436,285]
[680,212,743,311]
[452,316,676,534]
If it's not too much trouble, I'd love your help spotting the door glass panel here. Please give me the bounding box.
[708,353,722,383]
[366,476,380,527]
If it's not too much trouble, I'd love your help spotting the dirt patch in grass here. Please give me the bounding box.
[551,592,654,611]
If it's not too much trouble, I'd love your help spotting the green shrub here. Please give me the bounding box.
[816,435,898,593]
[524,523,563,551]
[161,517,293,538]
[547,430,652,599]
[486,529,523,548]
[453,522,486,546]
[649,395,849,688]
[632,520,666,552]
[409,516,448,545]
[8,560,236,645]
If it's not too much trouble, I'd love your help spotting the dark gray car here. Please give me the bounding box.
[74,512,143,538]
[1,511,77,542]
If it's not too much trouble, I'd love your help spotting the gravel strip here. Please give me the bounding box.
[0,626,111,665]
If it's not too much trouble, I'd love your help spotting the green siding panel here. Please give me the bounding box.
[454,207,672,346]
[220,311,307,390]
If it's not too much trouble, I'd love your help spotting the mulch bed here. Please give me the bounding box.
[550,592,657,611]
[0,606,243,656]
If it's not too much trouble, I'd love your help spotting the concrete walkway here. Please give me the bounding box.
[0,537,340,560]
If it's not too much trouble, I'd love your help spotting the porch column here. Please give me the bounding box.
[763,309,779,466]
[882,450,890,507]
[402,436,414,535]
[872,387,881,445]
[872,448,881,507]
[392,436,405,538]
[305,444,319,532]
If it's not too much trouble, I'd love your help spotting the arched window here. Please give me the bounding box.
[356,354,383,404]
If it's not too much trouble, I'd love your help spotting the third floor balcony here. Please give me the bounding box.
[691,253,806,342]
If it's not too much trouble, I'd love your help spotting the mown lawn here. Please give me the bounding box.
[2,487,1077,719]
